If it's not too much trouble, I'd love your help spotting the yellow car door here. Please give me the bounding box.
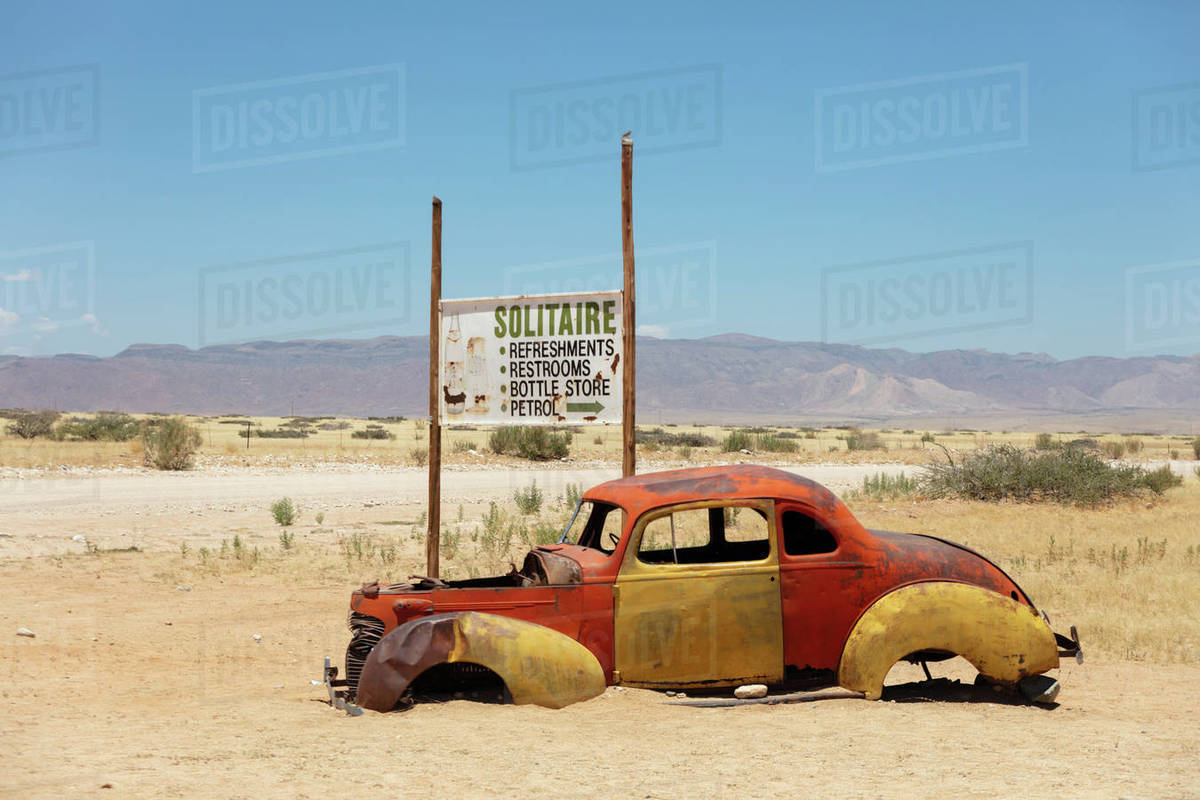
[612,500,784,688]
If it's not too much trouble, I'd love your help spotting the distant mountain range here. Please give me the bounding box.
[2,335,1198,431]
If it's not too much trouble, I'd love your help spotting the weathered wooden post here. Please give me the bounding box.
[621,134,636,478]
[427,196,443,577]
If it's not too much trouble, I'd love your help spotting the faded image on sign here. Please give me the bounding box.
[439,291,622,425]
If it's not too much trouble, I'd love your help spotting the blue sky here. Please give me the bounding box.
[1,0,1198,360]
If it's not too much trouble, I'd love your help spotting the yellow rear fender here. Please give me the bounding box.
[356,611,605,711]
[837,581,1059,700]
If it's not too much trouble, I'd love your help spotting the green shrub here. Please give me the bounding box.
[564,483,583,509]
[141,416,202,470]
[637,427,716,448]
[920,432,935,444]
[1192,437,1200,460]
[755,433,798,453]
[1123,437,1144,455]
[513,481,544,515]
[721,429,754,452]
[489,426,570,460]
[410,447,428,466]
[253,428,311,439]
[921,444,1181,507]
[5,410,60,439]
[351,426,395,440]
[1142,465,1183,495]
[845,428,884,451]
[271,497,297,526]
[529,521,561,546]
[1034,433,1058,451]
[55,411,140,441]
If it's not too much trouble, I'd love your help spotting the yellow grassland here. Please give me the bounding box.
[1,411,1194,469]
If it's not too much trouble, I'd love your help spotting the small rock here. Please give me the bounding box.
[675,692,686,698]
[252,634,262,642]
[17,627,35,638]
[739,448,753,455]
[175,586,191,592]
[734,684,768,699]
[72,534,87,543]
[665,690,676,697]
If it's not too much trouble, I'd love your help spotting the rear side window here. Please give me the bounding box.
[782,510,837,555]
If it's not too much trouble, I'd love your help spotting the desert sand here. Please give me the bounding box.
[3,464,1198,799]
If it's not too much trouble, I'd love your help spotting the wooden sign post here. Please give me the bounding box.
[427,196,443,578]
[423,137,636,576]
[621,135,636,479]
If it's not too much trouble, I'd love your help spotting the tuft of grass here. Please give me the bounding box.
[847,471,920,501]
[410,447,428,467]
[721,429,754,452]
[271,497,297,526]
[1034,433,1058,451]
[754,433,798,453]
[845,428,885,451]
[513,481,544,515]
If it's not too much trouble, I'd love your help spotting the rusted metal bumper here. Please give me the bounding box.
[322,657,364,716]
[1055,625,1083,663]
[356,611,605,712]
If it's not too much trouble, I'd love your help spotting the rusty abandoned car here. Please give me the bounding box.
[326,465,1081,712]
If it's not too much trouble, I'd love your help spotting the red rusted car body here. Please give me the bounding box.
[339,465,1079,710]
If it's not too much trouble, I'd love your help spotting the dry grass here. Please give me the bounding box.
[3,413,1195,470]
[47,480,1197,666]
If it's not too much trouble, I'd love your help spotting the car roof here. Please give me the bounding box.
[583,464,843,518]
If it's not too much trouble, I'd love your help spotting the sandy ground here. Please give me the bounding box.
[3,465,1199,798]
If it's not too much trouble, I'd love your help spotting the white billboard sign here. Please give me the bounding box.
[438,290,623,425]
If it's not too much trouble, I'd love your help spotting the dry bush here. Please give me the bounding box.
[5,410,60,439]
[141,416,202,470]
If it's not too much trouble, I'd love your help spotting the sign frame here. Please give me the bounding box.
[437,289,624,426]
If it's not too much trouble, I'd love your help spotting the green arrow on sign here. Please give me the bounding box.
[566,401,605,414]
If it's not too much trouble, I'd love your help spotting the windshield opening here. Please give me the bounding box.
[562,500,625,555]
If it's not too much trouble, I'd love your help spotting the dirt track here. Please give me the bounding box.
[3,465,1199,798]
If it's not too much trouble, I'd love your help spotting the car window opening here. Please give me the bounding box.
[782,510,837,555]
[639,505,770,565]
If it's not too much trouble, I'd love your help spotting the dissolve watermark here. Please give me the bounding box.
[1133,82,1200,171]
[815,63,1027,172]
[1125,259,1200,351]
[510,65,722,170]
[0,64,98,158]
[197,242,411,346]
[821,242,1033,345]
[0,241,97,340]
[503,242,716,338]
[192,64,405,172]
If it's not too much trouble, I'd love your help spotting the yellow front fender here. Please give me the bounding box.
[357,611,606,711]
[838,582,1059,700]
